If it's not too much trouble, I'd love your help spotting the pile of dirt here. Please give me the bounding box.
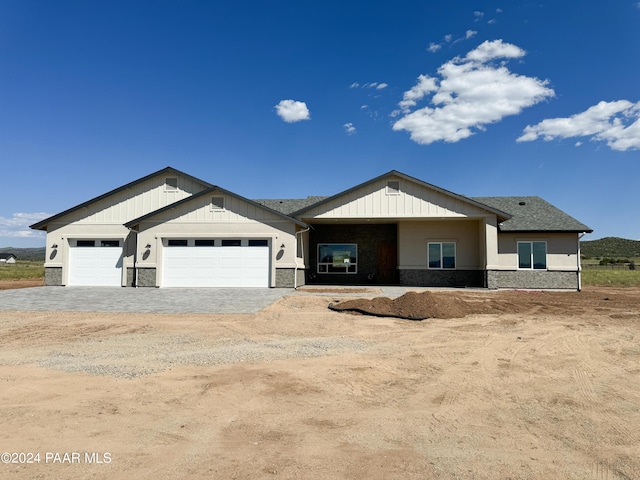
[328,288,640,321]
[329,291,483,320]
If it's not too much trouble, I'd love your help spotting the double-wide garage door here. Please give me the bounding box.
[68,239,123,286]
[162,239,270,287]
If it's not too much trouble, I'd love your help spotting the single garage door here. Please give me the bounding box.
[68,239,124,286]
[162,239,270,287]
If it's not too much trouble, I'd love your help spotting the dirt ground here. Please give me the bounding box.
[1,287,639,479]
[0,279,43,290]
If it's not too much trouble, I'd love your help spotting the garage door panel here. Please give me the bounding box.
[69,244,123,286]
[162,243,269,287]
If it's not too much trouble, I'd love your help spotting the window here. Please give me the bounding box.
[249,239,268,247]
[317,244,357,274]
[428,242,456,269]
[386,180,400,195]
[165,177,178,191]
[77,240,95,247]
[101,240,120,247]
[168,239,188,247]
[518,241,547,269]
[211,196,225,210]
[195,239,215,247]
[221,239,241,246]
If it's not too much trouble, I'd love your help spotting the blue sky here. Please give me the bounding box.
[1,0,639,247]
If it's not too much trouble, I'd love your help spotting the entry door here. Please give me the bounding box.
[377,241,397,284]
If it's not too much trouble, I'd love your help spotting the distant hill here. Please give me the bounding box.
[581,237,640,258]
[0,247,46,262]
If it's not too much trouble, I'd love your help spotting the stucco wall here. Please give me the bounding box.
[495,232,580,270]
[397,219,483,269]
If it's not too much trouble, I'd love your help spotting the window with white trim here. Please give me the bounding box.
[428,242,456,269]
[317,244,357,274]
[518,241,547,269]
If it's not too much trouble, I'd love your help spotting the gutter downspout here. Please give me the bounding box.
[577,232,587,292]
[294,226,311,289]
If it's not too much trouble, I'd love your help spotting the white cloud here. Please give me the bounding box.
[496,8,503,13]
[350,82,360,88]
[393,40,554,145]
[343,123,356,135]
[427,42,442,53]
[0,212,50,238]
[466,30,477,39]
[275,99,310,123]
[398,74,438,112]
[517,100,640,151]
[474,11,484,21]
[444,34,453,43]
[376,83,388,90]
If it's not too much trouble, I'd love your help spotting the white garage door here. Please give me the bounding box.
[162,239,270,288]
[68,240,124,286]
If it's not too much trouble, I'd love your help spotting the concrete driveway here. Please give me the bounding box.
[0,286,294,314]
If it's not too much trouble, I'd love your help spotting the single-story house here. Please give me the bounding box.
[30,167,592,290]
[0,253,17,264]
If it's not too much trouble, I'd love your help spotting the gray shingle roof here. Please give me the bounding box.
[473,196,592,232]
[252,197,329,215]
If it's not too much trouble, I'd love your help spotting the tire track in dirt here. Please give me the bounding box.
[573,368,597,403]
[591,461,616,480]
[603,413,640,446]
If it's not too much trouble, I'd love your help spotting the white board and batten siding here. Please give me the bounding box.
[300,176,491,220]
[62,174,208,226]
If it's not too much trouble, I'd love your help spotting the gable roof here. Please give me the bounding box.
[473,196,593,233]
[30,167,212,231]
[0,253,16,260]
[289,170,512,220]
[124,185,308,228]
